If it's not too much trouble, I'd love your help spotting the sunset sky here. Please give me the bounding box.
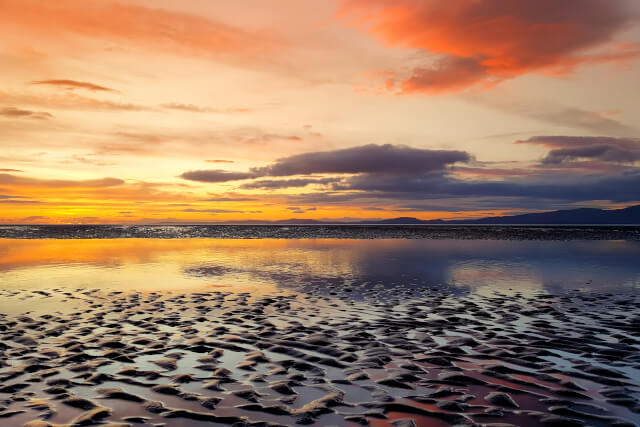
[1,0,640,223]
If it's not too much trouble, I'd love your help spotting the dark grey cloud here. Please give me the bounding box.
[180,170,256,183]
[285,191,628,212]
[543,145,640,164]
[518,136,640,164]
[285,164,640,206]
[398,198,588,212]
[180,140,640,209]
[287,206,317,214]
[180,144,470,185]
[253,144,470,176]
[520,135,640,149]
[240,177,342,189]
[339,169,640,203]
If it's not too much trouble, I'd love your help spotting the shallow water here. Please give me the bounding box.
[0,238,638,297]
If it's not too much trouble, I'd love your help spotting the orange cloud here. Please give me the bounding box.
[162,104,253,114]
[0,106,52,120]
[0,173,181,204]
[31,80,117,93]
[0,173,210,224]
[1,0,276,62]
[0,173,124,189]
[340,0,639,94]
[0,90,149,112]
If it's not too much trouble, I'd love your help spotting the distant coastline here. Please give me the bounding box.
[2,204,639,227]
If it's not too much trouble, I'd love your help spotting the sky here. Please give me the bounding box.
[1,0,640,224]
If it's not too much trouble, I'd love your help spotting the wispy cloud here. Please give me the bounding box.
[2,0,279,65]
[0,173,124,188]
[183,208,244,213]
[162,103,252,114]
[0,107,52,120]
[0,90,150,112]
[31,79,117,93]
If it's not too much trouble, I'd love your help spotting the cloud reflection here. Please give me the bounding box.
[0,239,637,297]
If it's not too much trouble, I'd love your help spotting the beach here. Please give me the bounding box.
[4,0,640,424]
[0,233,639,426]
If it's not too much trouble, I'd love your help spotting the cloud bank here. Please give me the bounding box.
[180,140,640,207]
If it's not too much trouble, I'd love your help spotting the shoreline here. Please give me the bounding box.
[1,224,640,240]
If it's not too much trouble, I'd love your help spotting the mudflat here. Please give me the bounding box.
[0,284,638,426]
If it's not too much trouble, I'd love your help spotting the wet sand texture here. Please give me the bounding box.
[0,286,639,426]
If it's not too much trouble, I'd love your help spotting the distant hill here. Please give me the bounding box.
[260,205,640,225]
[377,217,436,224]
[448,205,640,225]
[378,205,640,225]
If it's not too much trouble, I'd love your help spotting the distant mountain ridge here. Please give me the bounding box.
[9,205,638,226]
[443,205,640,225]
[267,205,640,225]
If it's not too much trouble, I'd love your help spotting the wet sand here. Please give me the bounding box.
[1,284,639,426]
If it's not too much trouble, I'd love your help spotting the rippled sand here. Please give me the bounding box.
[1,284,638,426]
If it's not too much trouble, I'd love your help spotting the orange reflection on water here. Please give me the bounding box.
[0,238,391,271]
[0,238,637,294]
[0,238,369,293]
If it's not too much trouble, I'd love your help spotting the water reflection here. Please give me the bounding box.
[0,239,638,295]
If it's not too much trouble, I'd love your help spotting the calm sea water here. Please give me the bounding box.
[0,238,638,298]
